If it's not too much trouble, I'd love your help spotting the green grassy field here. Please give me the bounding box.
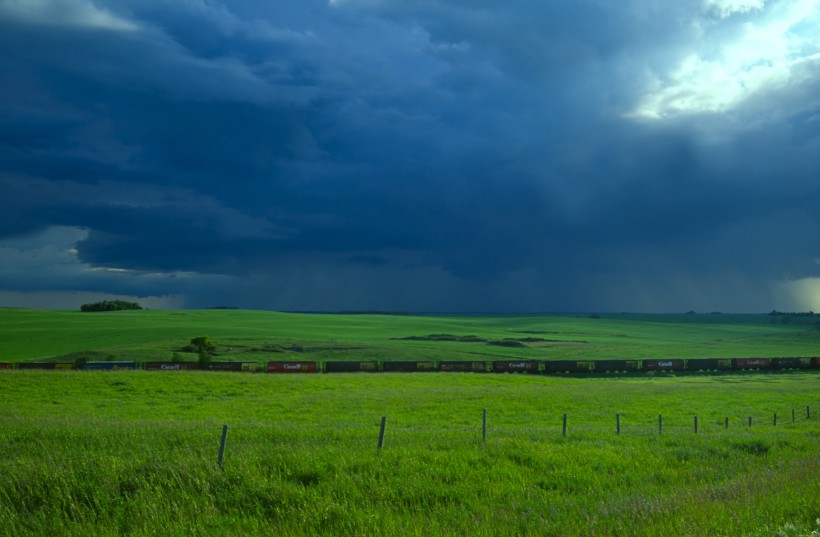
[0,370,819,536]
[1,308,819,363]
[1,309,819,536]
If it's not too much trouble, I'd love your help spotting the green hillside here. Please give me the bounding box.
[1,308,817,363]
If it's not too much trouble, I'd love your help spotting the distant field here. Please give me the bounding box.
[1,308,819,363]
[1,370,818,536]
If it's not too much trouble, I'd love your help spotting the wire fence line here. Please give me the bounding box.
[1,402,817,471]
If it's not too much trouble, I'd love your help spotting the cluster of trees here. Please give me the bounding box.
[80,300,143,312]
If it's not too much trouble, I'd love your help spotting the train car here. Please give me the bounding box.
[79,361,137,371]
[594,360,640,373]
[543,360,594,373]
[732,358,772,370]
[382,361,436,372]
[771,357,811,370]
[324,361,379,373]
[0,363,11,370]
[145,361,199,371]
[686,358,732,371]
[642,359,685,372]
[492,360,539,373]
[439,360,488,372]
[266,361,318,373]
[17,362,74,370]
[812,357,820,368]
[207,362,258,372]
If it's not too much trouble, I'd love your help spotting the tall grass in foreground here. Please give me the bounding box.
[1,371,819,536]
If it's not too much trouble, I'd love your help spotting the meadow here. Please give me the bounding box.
[1,309,819,536]
[1,307,819,363]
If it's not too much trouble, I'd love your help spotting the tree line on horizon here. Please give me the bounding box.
[80,300,143,312]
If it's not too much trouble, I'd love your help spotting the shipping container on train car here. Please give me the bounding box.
[686,358,732,371]
[771,357,811,370]
[324,361,379,373]
[208,362,258,372]
[439,360,488,372]
[381,361,436,373]
[80,361,137,371]
[732,358,772,370]
[266,361,318,373]
[0,363,11,370]
[17,362,74,370]
[594,360,640,372]
[492,360,539,373]
[145,361,199,371]
[543,360,594,373]
[642,359,685,372]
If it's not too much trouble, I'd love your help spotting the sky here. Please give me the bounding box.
[1,0,819,313]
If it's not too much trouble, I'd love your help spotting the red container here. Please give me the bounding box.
[642,359,685,371]
[266,361,318,373]
[0,363,10,370]
[732,358,772,369]
[145,362,199,371]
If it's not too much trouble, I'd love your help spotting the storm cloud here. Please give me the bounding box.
[1,0,819,312]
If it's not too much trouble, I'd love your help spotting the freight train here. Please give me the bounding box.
[1,357,818,373]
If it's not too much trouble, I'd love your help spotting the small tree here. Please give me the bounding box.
[189,336,215,353]
[189,337,215,370]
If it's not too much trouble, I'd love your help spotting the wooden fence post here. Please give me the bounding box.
[217,424,228,468]
[377,416,387,449]
[792,408,795,423]
[658,415,662,436]
[482,409,487,443]
[748,416,752,427]
[725,417,729,429]
[694,416,698,434]
[616,413,620,435]
[773,413,777,426]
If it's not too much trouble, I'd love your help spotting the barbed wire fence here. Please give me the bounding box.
[1,402,817,472]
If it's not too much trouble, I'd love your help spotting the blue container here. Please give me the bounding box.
[80,361,137,371]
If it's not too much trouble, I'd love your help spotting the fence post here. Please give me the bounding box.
[773,413,777,426]
[377,416,387,449]
[616,413,620,435]
[217,424,228,469]
[562,414,567,438]
[658,415,662,436]
[725,417,729,429]
[748,416,752,427]
[694,416,698,434]
[792,408,795,423]
[808,405,811,419]
[482,409,487,443]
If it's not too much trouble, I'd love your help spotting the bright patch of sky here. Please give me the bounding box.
[776,278,820,311]
[704,0,766,18]
[634,0,820,119]
[0,0,138,31]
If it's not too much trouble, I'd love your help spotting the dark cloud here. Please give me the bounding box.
[1,0,819,312]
